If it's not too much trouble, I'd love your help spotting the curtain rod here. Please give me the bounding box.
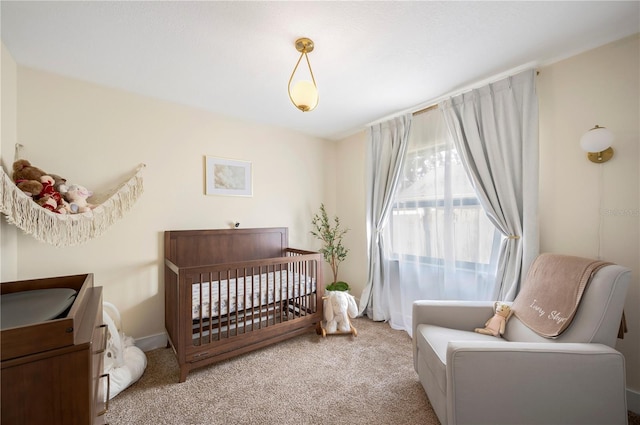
[363,66,540,129]
[413,104,438,116]
[413,71,539,117]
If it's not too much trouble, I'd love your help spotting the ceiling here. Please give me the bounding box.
[1,1,639,141]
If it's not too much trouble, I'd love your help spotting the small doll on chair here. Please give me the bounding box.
[474,301,512,337]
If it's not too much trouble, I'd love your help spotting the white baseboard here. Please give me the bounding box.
[135,332,168,352]
[628,388,640,414]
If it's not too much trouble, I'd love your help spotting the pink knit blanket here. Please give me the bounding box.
[512,253,610,338]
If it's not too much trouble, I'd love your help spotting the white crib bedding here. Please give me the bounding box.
[191,271,316,320]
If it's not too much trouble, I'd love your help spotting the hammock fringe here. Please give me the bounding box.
[0,165,145,247]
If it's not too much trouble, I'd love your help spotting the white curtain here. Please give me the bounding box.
[387,108,502,334]
[358,114,412,321]
[440,69,539,301]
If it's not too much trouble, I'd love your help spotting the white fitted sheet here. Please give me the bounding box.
[191,271,315,320]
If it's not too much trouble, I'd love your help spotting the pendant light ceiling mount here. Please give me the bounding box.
[295,37,314,54]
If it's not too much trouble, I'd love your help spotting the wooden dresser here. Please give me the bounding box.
[1,274,109,425]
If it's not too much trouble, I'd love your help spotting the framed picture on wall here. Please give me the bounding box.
[205,156,253,197]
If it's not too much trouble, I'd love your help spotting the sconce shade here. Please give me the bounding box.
[288,37,318,112]
[580,125,614,152]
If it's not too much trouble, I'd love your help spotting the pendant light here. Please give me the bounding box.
[288,38,318,112]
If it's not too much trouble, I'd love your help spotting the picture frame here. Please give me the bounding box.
[205,156,253,197]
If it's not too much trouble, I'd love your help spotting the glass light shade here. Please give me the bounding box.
[580,126,614,152]
[290,80,318,112]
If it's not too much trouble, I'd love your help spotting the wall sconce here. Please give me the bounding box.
[580,125,615,163]
[288,38,318,112]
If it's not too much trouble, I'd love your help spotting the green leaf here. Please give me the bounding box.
[326,281,350,292]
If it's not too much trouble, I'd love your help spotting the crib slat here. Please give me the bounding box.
[207,272,213,344]
[242,269,248,333]
[296,260,302,317]
[303,260,308,315]
[287,263,292,321]
[224,270,231,338]
[268,267,272,326]
[258,267,264,329]
[278,264,284,323]
[251,268,257,329]
[233,269,236,337]
[264,267,269,327]
[197,274,205,345]
[296,261,299,313]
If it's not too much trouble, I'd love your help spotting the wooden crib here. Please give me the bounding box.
[164,227,324,382]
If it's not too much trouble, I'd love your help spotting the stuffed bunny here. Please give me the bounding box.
[324,290,358,333]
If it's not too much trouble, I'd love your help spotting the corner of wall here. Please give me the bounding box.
[1,41,19,281]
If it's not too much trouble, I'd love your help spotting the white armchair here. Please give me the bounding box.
[413,260,630,425]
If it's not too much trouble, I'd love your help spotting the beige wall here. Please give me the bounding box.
[335,130,367,298]
[1,43,18,281]
[2,64,331,342]
[538,34,640,394]
[336,34,640,398]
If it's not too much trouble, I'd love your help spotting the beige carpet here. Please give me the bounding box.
[106,317,640,425]
[105,317,439,425]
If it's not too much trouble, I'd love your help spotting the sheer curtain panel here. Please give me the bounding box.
[440,69,539,301]
[358,114,412,321]
[388,108,501,334]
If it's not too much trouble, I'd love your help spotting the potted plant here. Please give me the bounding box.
[311,203,350,292]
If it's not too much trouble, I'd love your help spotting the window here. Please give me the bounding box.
[387,109,501,303]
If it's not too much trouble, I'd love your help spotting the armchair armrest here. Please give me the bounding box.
[412,300,499,335]
[445,341,627,425]
[412,301,500,370]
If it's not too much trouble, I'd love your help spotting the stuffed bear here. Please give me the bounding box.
[324,290,358,334]
[12,159,46,198]
[39,175,71,214]
[62,184,95,213]
[49,173,68,194]
[36,195,58,213]
[39,195,70,214]
[40,175,63,204]
[474,301,512,337]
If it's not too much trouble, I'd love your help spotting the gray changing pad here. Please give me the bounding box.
[1,288,77,330]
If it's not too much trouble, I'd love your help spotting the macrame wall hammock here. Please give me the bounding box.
[0,151,145,247]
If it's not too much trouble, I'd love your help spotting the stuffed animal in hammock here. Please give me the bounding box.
[39,175,71,214]
[61,184,95,213]
[36,194,58,212]
[474,301,513,337]
[49,173,67,194]
[12,159,46,198]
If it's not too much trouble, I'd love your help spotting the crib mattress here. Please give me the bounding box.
[191,271,315,320]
